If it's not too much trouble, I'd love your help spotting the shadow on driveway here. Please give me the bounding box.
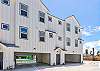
[15,63,83,71]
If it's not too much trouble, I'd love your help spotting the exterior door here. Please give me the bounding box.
[14,53,16,67]
[56,54,60,65]
[0,52,3,70]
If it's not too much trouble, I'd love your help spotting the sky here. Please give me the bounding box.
[43,0,100,51]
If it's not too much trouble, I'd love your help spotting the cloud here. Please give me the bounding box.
[83,40,100,54]
[82,26,93,36]
[93,26,100,31]
[82,26,100,36]
[82,30,92,36]
[84,40,100,48]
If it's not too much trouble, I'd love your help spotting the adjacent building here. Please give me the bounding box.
[0,0,83,70]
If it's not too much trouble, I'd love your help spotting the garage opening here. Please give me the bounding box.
[36,53,50,65]
[14,53,50,68]
[65,54,81,63]
[0,52,3,70]
[56,54,60,65]
[14,52,36,67]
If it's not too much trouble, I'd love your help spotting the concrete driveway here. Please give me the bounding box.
[14,61,100,71]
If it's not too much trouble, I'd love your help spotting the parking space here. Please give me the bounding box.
[14,61,100,71]
[65,54,81,63]
[14,53,50,68]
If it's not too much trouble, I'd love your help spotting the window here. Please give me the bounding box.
[75,39,78,47]
[1,0,10,6]
[39,11,45,23]
[48,16,52,22]
[75,26,78,34]
[79,38,82,44]
[58,20,62,25]
[66,23,70,31]
[49,33,53,38]
[20,26,28,39]
[39,31,45,42]
[58,36,62,41]
[80,40,82,44]
[19,3,28,17]
[79,29,80,32]
[1,23,9,30]
[66,37,70,46]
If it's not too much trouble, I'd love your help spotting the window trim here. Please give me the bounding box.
[19,3,28,17]
[80,40,82,44]
[39,11,45,23]
[58,20,62,25]
[58,36,62,41]
[75,26,78,34]
[75,39,78,47]
[49,33,53,38]
[66,37,71,46]
[19,26,28,40]
[1,23,9,31]
[39,31,45,42]
[66,23,70,32]
[79,28,80,32]
[48,16,52,22]
[1,0,10,6]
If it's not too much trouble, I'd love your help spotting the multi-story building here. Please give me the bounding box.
[0,0,83,70]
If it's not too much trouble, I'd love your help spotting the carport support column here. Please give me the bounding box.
[81,54,83,63]
[60,51,65,65]
[3,49,15,69]
[50,52,56,65]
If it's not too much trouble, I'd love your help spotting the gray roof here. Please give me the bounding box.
[0,41,19,47]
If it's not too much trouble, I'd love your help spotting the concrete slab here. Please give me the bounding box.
[12,61,100,71]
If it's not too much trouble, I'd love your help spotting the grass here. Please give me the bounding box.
[16,59,36,64]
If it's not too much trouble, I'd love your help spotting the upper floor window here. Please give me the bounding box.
[75,26,78,34]
[19,26,28,39]
[48,16,52,22]
[79,29,80,32]
[58,36,62,41]
[79,38,82,44]
[75,39,78,47]
[58,20,62,25]
[19,3,28,17]
[66,37,71,46]
[1,0,10,6]
[80,40,82,44]
[49,33,53,38]
[1,23,9,30]
[39,31,45,42]
[39,11,45,23]
[66,23,70,31]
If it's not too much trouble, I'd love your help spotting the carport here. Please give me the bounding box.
[14,52,51,67]
[14,52,36,67]
[36,53,50,65]
[65,54,81,63]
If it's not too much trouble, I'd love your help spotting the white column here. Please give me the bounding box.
[81,54,83,63]
[3,48,15,69]
[60,51,65,65]
[50,52,56,65]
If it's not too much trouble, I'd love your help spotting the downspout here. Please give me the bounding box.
[63,20,66,50]
[13,0,17,68]
[13,0,16,46]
